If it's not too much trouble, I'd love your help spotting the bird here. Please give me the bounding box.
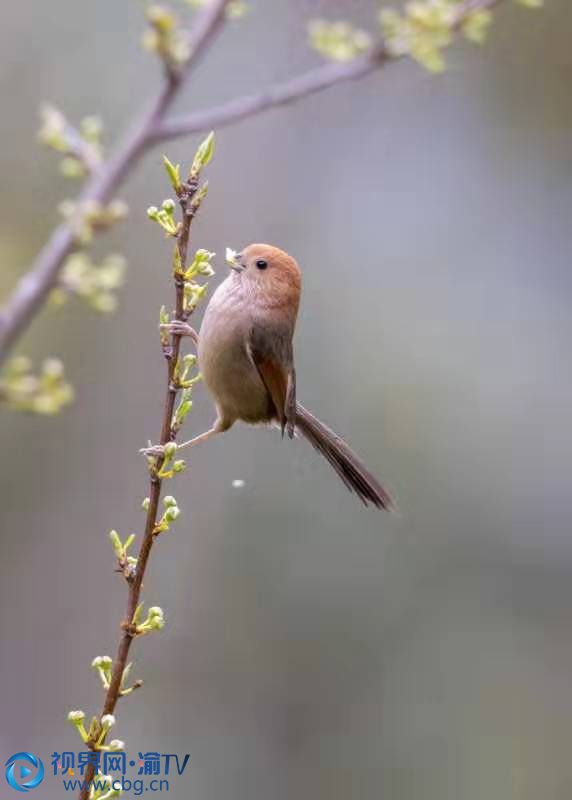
[163,243,393,510]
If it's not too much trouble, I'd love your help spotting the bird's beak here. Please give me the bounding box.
[225,247,245,272]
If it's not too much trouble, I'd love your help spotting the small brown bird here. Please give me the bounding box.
[170,244,392,510]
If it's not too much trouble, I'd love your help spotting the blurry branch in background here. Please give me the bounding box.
[0,0,229,374]
[68,136,215,800]
[151,43,391,142]
[0,0,541,411]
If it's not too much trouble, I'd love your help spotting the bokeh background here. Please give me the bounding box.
[1,1,571,798]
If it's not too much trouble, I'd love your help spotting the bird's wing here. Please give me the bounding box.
[249,321,296,438]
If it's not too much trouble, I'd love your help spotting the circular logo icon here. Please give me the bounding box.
[5,753,45,792]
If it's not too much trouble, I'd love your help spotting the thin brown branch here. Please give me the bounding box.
[77,171,203,800]
[0,0,229,367]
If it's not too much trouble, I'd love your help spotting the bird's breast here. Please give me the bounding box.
[198,280,272,424]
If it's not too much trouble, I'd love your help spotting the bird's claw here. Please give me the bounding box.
[140,443,165,458]
[160,321,199,343]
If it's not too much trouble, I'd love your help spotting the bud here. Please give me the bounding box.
[108,740,125,751]
[165,506,181,522]
[163,442,177,459]
[163,495,177,507]
[148,607,166,630]
[461,9,493,44]
[43,358,65,380]
[109,530,123,558]
[80,115,103,141]
[191,131,215,175]
[146,4,175,32]
[60,157,85,179]
[195,180,209,202]
[163,155,181,191]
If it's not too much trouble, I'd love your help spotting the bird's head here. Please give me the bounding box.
[226,243,301,310]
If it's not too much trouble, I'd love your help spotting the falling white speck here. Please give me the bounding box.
[232,479,245,488]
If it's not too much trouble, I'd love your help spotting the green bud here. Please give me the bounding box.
[42,358,65,380]
[165,506,181,522]
[142,497,150,511]
[191,131,215,175]
[173,460,186,473]
[109,530,123,558]
[68,709,89,743]
[163,155,181,191]
[197,263,215,277]
[60,156,86,179]
[108,739,125,751]
[148,607,165,629]
[6,355,32,375]
[164,441,177,458]
[132,603,144,626]
[176,399,192,418]
[462,9,493,44]
[193,181,209,206]
[147,4,175,31]
[163,495,177,507]
[80,115,103,141]
[162,198,176,213]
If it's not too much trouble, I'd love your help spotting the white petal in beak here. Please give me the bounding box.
[226,247,244,272]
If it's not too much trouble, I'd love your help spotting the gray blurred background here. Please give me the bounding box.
[1,1,572,798]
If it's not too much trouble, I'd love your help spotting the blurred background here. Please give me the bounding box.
[1,1,572,798]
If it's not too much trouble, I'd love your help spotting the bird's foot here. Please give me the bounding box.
[140,443,166,458]
[160,321,199,343]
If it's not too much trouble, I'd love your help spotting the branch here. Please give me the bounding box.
[151,0,503,142]
[151,44,390,142]
[76,161,209,800]
[0,0,229,366]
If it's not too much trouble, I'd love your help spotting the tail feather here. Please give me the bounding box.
[295,404,393,511]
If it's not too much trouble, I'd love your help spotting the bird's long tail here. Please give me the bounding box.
[295,403,393,511]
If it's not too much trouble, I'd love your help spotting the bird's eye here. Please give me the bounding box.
[256,259,268,270]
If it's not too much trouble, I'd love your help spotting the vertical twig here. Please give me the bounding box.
[77,165,205,800]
